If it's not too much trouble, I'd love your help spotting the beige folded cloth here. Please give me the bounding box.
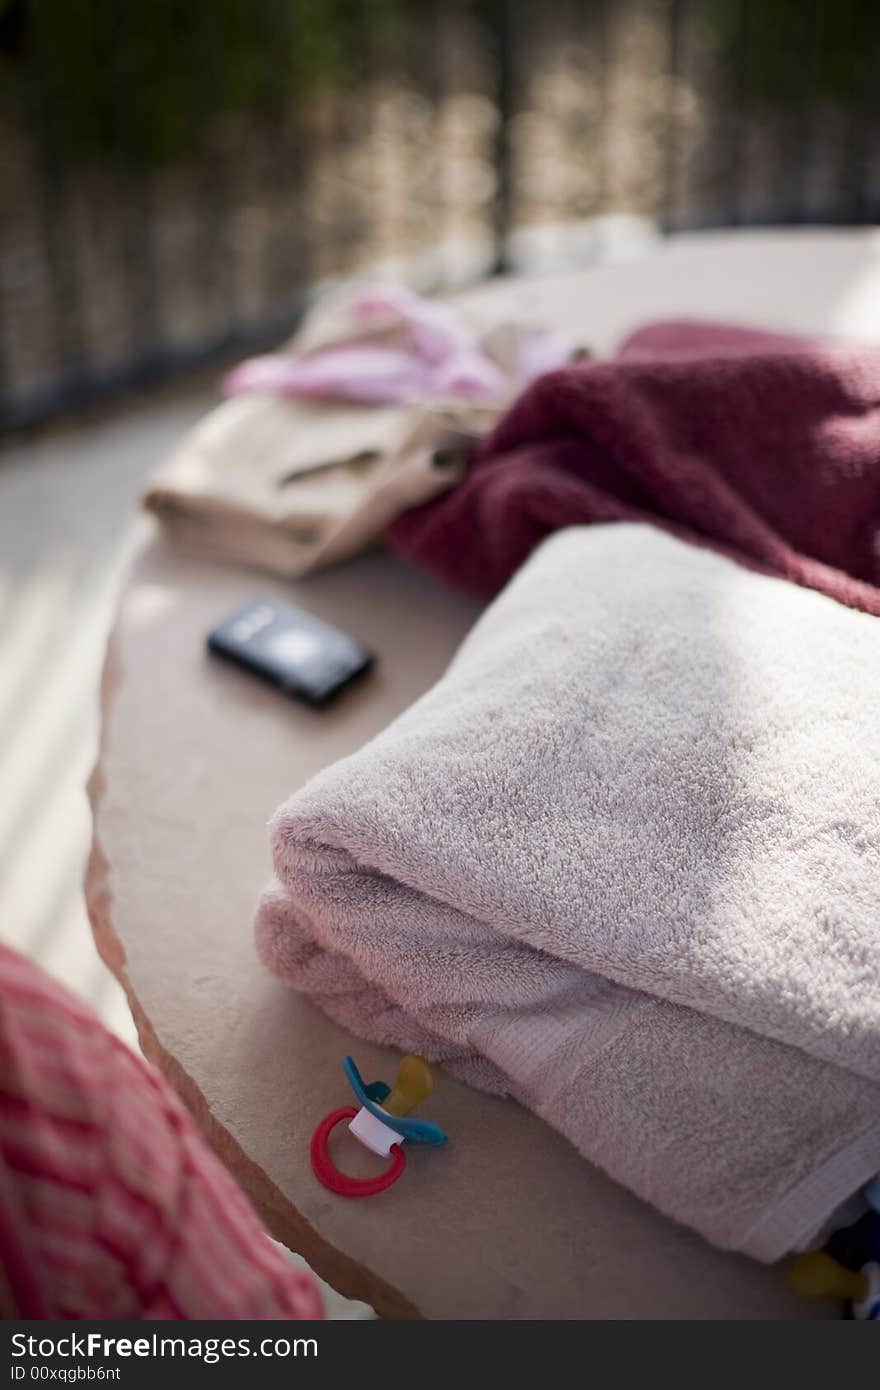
[257,524,880,1259]
[144,395,481,576]
[143,286,565,578]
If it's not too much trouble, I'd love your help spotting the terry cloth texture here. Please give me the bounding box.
[257,524,880,1260]
[388,320,880,616]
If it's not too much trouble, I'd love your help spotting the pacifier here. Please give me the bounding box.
[789,1251,880,1320]
[788,1177,880,1320]
[310,1054,447,1197]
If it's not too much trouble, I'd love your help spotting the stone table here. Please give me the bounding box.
[87,229,880,1318]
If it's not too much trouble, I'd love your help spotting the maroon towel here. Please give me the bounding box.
[388,320,880,614]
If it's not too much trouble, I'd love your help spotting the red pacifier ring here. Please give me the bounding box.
[310,1106,406,1197]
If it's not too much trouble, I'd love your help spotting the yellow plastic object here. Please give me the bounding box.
[382,1054,434,1118]
[788,1252,868,1302]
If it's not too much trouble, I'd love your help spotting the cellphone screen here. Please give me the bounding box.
[207,597,373,706]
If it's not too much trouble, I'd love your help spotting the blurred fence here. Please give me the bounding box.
[1,0,879,430]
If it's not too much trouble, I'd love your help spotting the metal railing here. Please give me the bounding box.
[1,0,879,431]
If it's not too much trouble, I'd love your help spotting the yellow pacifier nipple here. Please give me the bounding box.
[788,1251,869,1303]
[382,1054,434,1117]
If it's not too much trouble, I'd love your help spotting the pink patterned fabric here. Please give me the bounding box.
[388,319,880,615]
[0,943,322,1320]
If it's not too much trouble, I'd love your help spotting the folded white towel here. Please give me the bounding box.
[257,524,880,1257]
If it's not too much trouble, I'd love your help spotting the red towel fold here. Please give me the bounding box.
[388,320,880,614]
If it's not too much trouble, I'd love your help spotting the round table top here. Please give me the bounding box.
[87,229,880,1319]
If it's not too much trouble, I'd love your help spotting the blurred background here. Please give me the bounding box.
[2,0,880,430]
[0,0,879,1068]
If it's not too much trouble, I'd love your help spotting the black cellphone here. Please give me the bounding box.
[207,596,374,707]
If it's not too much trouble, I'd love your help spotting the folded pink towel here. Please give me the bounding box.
[257,524,880,1260]
[388,320,880,615]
